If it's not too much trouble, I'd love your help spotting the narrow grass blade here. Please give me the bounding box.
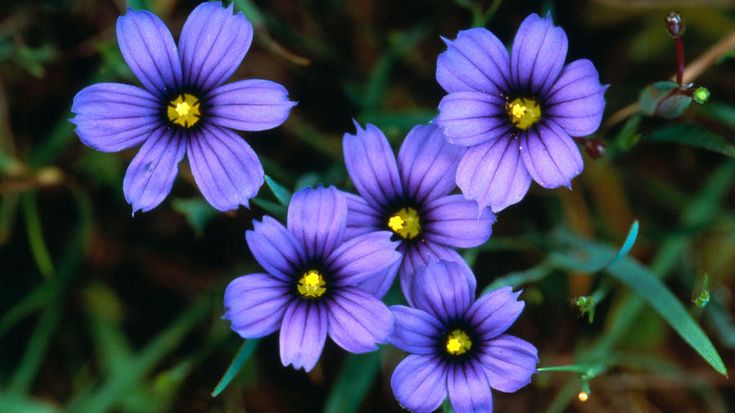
[211,340,260,398]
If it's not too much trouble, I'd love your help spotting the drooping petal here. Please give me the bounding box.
[245,216,306,282]
[410,260,476,324]
[71,83,162,152]
[343,123,403,209]
[207,79,296,132]
[467,287,524,339]
[116,9,182,95]
[287,186,347,261]
[397,124,464,204]
[423,194,495,248]
[447,362,493,413]
[436,28,511,94]
[326,287,394,353]
[455,135,532,213]
[478,334,538,393]
[520,122,583,189]
[544,59,607,137]
[187,124,264,211]
[123,127,185,214]
[178,1,253,91]
[389,305,443,355]
[510,13,568,95]
[343,192,383,240]
[391,354,448,413]
[223,273,291,338]
[399,243,472,306]
[326,231,400,286]
[437,91,511,147]
[279,299,327,372]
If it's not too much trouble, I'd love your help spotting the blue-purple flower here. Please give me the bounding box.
[342,122,495,299]
[224,186,400,371]
[389,260,538,413]
[71,2,296,213]
[436,13,607,212]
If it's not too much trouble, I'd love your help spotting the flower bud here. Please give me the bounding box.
[665,11,686,38]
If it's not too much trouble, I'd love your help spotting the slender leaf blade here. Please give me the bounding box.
[646,124,735,158]
[211,340,260,398]
[265,175,292,207]
[323,352,381,413]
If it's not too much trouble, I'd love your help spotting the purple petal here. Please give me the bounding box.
[391,354,448,413]
[279,300,327,372]
[423,194,495,248]
[357,257,400,299]
[389,305,442,355]
[178,2,253,91]
[467,287,524,339]
[287,186,347,261]
[343,192,383,240]
[510,13,568,95]
[447,362,493,413]
[437,91,511,147]
[399,243,472,306]
[343,123,403,209]
[187,124,264,211]
[71,83,161,152]
[326,231,400,286]
[436,28,511,94]
[397,124,464,204]
[245,216,306,282]
[327,287,394,353]
[520,122,583,188]
[207,79,296,131]
[123,127,185,214]
[456,136,532,213]
[478,334,538,393]
[544,59,607,136]
[410,260,476,324]
[223,273,291,338]
[116,9,182,95]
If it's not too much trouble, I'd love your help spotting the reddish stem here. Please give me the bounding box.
[675,37,685,85]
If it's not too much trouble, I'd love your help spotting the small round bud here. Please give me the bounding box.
[578,392,589,402]
[665,11,686,38]
[693,87,710,104]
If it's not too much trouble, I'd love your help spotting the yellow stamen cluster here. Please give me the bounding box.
[297,270,326,298]
[506,97,541,130]
[167,93,201,128]
[445,329,472,356]
[387,207,421,240]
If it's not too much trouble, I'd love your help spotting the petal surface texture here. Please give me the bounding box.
[207,79,296,131]
[187,125,264,211]
[178,1,253,91]
[71,83,161,152]
[117,9,182,95]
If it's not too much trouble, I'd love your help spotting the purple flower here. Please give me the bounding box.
[389,260,538,413]
[224,186,400,371]
[71,2,296,213]
[436,13,607,213]
[342,122,495,300]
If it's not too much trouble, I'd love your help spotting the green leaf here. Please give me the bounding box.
[552,233,729,377]
[265,175,292,207]
[323,352,381,413]
[211,340,260,398]
[172,198,218,237]
[608,220,638,267]
[704,101,735,131]
[638,81,692,119]
[646,124,735,158]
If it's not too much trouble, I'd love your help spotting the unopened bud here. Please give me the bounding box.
[665,11,686,38]
[693,87,710,104]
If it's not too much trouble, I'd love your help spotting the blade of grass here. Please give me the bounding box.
[211,339,260,398]
[323,351,381,413]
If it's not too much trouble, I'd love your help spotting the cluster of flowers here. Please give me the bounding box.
[71,2,605,412]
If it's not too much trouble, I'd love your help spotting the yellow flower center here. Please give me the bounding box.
[387,207,421,240]
[445,329,472,356]
[297,270,326,298]
[167,93,201,128]
[506,97,541,130]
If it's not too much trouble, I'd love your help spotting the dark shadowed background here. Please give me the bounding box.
[1,0,735,412]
